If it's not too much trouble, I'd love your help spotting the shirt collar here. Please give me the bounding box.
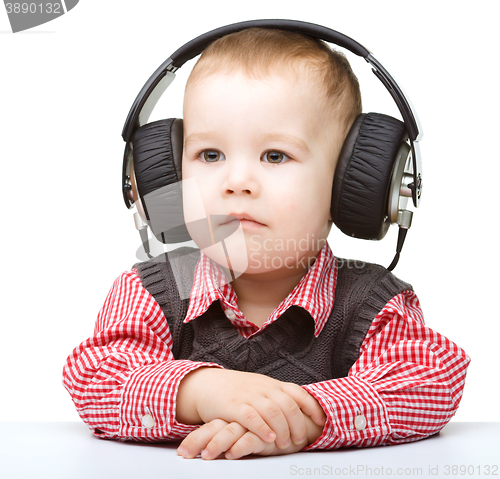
[184,241,337,338]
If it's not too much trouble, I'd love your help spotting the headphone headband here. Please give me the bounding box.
[169,19,371,67]
[122,19,422,208]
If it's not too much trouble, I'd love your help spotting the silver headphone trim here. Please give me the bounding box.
[388,142,412,224]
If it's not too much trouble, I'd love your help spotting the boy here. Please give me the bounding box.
[63,28,469,460]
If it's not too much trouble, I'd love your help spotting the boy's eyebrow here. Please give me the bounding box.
[259,133,311,153]
[184,132,311,153]
[184,132,224,148]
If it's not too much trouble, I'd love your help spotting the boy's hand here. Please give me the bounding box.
[176,368,326,449]
[176,419,298,459]
[177,419,277,459]
[177,413,325,460]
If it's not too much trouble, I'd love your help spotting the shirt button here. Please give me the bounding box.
[224,308,236,320]
[354,414,367,431]
[141,414,155,429]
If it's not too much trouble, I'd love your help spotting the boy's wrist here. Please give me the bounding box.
[304,412,326,447]
[175,366,214,425]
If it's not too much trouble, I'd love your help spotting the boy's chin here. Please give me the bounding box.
[243,252,314,276]
[199,248,315,281]
[200,246,249,280]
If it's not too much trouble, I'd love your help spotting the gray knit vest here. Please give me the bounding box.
[134,247,412,385]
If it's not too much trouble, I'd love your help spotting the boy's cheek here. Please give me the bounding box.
[181,179,204,220]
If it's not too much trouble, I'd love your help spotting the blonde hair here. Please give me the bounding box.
[185,28,362,141]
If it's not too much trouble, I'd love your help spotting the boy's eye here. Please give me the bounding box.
[263,150,289,164]
[201,150,225,162]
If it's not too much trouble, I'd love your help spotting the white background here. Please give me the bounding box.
[1,0,498,423]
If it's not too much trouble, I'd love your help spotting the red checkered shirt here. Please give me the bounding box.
[63,242,470,449]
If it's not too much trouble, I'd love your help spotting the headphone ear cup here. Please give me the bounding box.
[133,118,183,199]
[133,118,191,244]
[331,113,407,240]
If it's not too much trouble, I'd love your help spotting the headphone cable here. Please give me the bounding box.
[387,209,413,271]
[134,212,153,259]
[387,226,407,271]
[139,228,153,259]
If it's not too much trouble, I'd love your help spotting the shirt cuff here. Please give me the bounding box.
[302,375,391,450]
[118,360,224,440]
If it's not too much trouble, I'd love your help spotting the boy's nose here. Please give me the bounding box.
[226,187,251,195]
[222,161,260,196]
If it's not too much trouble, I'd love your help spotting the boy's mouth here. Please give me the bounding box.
[219,213,266,227]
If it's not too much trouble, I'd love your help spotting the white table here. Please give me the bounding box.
[0,422,498,478]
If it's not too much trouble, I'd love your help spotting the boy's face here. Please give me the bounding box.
[182,68,338,276]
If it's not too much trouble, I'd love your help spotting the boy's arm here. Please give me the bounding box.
[300,290,470,450]
[63,269,325,444]
[62,270,223,441]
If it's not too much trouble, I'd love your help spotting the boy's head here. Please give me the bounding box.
[186,28,362,148]
[181,28,362,277]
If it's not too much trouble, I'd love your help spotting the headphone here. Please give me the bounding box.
[121,19,423,270]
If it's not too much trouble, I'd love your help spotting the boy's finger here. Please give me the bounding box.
[226,431,271,460]
[234,404,277,444]
[252,397,291,449]
[267,392,307,446]
[177,419,228,459]
[201,422,247,460]
[282,383,327,427]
